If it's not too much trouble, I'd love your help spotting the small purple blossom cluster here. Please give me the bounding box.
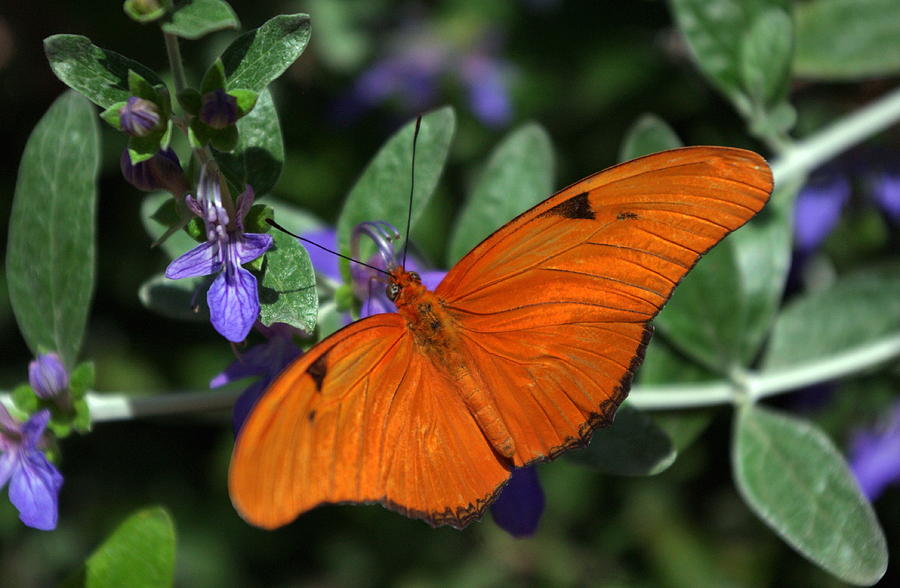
[1,353,68,530]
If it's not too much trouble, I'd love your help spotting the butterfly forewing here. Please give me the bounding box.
[438,147,772,464]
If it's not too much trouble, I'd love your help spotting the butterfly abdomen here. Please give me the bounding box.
[391,268,516,459]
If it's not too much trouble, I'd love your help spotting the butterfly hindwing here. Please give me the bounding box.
[229,314,510,529]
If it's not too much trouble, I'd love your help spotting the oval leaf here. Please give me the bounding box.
[44,35,165,108]
[162,0,240,40]
[448,123,554,265]
[618,113,682,162]
[7,91,98,367]
[64,506,176,588]
[669,0,790,116]
[733,405,887,585]
[215,88,283,196]
[337,107,455,274]
[739,7,794,108]
[222,14,312,92]
[139,273,210,322]
[259,230,318,332]
[763,262,900,370]
[568,404,676,476]
[795,0,900,80]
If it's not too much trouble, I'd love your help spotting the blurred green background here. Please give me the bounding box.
[0,1,897,586]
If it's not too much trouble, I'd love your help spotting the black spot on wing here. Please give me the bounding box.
[541,191,595,220]
[617,211,638,220]
[307,410,316,422]
[308,352,328,392]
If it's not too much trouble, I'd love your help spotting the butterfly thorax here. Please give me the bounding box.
[387,267,516,459]
[388,267,458,355]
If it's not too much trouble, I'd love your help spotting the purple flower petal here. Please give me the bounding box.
[301,228,340,281]
[793,172,850,253]
[462,54,511,127]
[872,169,900,222]
[490,466,545,537]
[232,379,267,435]
[207,267,259,342]
[166,241,221,279]
[235,233,273,265]
[200,89,239,129]
[28,353,69,400]
[850,405,900,501]
[9,450,63,530]
[420,270,446,291]
[0,453,14,488]
[119,96,161,137]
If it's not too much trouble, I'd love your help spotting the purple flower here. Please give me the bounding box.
[849,404,900,501]
[0,405,63,530]
[871,166,900,223]
[28,353,68,400]
[120,148,190,196]
[200,89,239,129]
[461,52,512,127]
[490,466,545,537]
[119,96,161,137]
[332,24,513,127]
[211,323,303,433]
[793,171,851,254]
[348,222,444,318]
[166,166,273,342]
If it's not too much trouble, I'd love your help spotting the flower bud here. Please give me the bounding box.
[200,89,239,129]
[120,148,190,196]
[28,353,68,400]
[119,96,162,137]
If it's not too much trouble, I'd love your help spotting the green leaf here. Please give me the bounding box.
[201,59,227,95]
[763,262,900,371]
[7,92,98,368]
[123,0,168,23]
[655,177,791,373]
[141,193,197,260]
[739,7,793,108]
[337,107,455,275]
[44,35,165,109]
[162,0,240,40]
[259,231,318,332]
[64,506,176,588]
[447,123,554,265]
[215,88,283,196]
[11,384,38,415]
[568,404,676,476]
[669,0,790,117]
[794,0,900,80]
[733,405,887,585]
[618,114,682,162]
[68,361,95,399]
[138,274,210,322]
[221,14,312,92]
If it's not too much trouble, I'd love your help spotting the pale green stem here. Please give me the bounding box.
[1,334,897,422]
[771,85,900,185]
[163,32,187,96]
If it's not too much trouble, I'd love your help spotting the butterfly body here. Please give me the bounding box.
[230,146,774,530]
[389,266,518,458]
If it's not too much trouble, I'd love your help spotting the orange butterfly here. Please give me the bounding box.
[229,146,773,529]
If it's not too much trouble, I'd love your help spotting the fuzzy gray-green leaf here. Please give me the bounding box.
[7,91,98,368]
[448,123,554,265]
[44,35,165,108]
[733,405,887,585]
[216,88,283,196]
[619,114,682,161]
[162,0,240,40]
[259,230,317,332]
[221,14,311,93]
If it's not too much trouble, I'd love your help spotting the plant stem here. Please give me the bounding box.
[627,333,900,410]
[770,85,900,185]
[164,32,187,96]
[2,335,896,422]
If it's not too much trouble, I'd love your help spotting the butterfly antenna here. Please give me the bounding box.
[265,218,390,277]
[401,116,422,269]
